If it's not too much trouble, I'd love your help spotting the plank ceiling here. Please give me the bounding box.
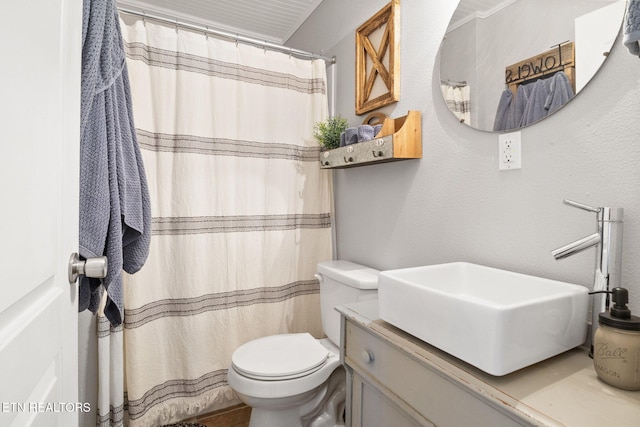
[117,0,325,43]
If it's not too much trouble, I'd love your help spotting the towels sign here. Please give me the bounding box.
[505,42,575,95]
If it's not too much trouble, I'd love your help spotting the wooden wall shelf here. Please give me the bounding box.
[319,110,421,169]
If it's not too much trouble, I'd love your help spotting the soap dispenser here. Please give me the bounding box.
[593,287,640,390]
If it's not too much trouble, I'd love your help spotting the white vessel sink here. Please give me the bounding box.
[378,262,588,376]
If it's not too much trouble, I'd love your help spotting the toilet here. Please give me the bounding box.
[227,260,378,427]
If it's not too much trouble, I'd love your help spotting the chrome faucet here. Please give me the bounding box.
[551,199,624,357]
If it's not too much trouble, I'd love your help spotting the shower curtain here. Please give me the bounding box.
[441,84,471,124]
[97,13,333,427]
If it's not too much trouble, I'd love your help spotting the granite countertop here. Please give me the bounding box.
[337,300,640,427]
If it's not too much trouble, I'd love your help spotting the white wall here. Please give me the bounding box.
[287,0,640,310]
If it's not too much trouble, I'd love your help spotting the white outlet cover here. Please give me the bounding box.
[498,131,522,170]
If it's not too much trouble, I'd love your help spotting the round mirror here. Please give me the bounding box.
[439,0,626,132]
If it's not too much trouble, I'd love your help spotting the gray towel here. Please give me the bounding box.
[79,0,151,326]
[493,90,513,131]
[357,125,375,142]
[520,79,551,127]
[340,124,385,146]
[510,83,533,129]
[357,124,384,142]
[343,127,358,145]
[494,84,532,131]
[544,71,574,115]
[624,0,640,56]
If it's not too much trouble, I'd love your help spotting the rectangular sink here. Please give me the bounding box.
[378,262,588,376]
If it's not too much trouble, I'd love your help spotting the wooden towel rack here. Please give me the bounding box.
[505,42,575,96]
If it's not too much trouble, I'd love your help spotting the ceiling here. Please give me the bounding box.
[448,0,518,31]
[116,0,324,44]
[115,0,516,46]
[115,0,519,47]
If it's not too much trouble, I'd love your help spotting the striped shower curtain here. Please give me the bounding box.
[97,13,333,427]
[441,84,471,124]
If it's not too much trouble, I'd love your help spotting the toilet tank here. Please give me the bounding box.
[317,260,379,346]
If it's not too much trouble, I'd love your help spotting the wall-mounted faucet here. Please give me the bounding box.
[551,199,624,357]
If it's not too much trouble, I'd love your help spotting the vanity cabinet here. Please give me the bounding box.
[338,300,640,427]
[343,320,523,427]
[350,371,426,427]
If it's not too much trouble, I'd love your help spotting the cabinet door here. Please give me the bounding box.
[345,321,527,427]
[351,372,433,427]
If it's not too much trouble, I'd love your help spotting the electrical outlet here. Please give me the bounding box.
[498,131,521,170]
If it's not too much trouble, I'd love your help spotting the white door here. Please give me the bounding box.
[0,0,82,426]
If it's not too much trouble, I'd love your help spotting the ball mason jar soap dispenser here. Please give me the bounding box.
[593,287,640,390]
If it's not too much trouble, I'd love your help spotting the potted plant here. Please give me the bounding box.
[313,115,348,150]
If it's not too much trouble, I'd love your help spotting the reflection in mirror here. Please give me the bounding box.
[439,0,626,132]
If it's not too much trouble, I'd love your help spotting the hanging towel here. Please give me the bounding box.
[544,71,574,115]
[510,83,533,129]
[493,83,534,131]
[79,0,151,326]
[493,89,512,131]
[520,79,551,127]
[624,0,640,56]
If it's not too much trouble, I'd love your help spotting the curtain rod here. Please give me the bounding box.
[117,7,336,64]
[441,79,467,87]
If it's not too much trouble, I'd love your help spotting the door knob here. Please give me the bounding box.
[68,253,108,284]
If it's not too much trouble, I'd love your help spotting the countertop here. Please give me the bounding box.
[337,300,640,427]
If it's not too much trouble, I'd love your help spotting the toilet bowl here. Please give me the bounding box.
[227,336,344,427]
[227,261,379,427]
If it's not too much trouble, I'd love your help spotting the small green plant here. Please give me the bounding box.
[313,116,349,150]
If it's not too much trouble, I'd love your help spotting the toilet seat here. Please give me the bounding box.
[231,333,330,381]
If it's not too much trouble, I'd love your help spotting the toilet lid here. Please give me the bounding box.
[231,333,329,380]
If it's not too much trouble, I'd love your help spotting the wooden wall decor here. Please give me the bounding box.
[505,42,575,96]
[355,0,400,115]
